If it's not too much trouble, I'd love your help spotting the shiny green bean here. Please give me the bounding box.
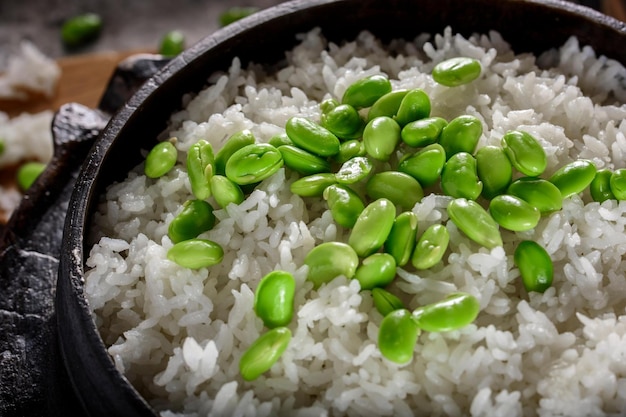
[384,211,418,267]
[239,326,291,381]
[304,241,360,288]
[159,30,185,57]
[323,184,366,229]
[290,173,337,197]
[278,145,331,175]
[610,168,626,200]
[16,161,46,190]
[167,238,224,269]
[145,139,178,179]
[254,270,296,328]
[219,6,259,27]
[412,292,480,332]
[394,89,431,126]
[447,198,503,249]
[432,57,482,87]
[366,171,424,210]
[168,199,216,243]
[334,139,366,164]
[411,224,450,270]
[214,129,256,176]
[398,143,446,187]
[475,145,512,199]
[488,194,541,232]
[269,132,293,148]
[354,253,397,290]
[507,177,563,213]
[349,198,397,257]
[367,90,408,121]
[320,98,340,114]
[372,288,406,317]
[285,116,340,157]
[549,159,597,198]
[378,309,420,364]
[439,115,482,157]
[321,103,364,139]
[335,156,373,184]
[514,240,553,293]
[210,175,244,208]
[342,74,392,109]
[225,143,283,185]
[362,116,401,161]
[400,116,448,148]
[187,140,215,199]
[590,169,616,202]
[440,152,483,200]
[61,13,102,47]
[501,130,547,177]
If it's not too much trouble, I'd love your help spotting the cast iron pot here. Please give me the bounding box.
[55,0,626,415]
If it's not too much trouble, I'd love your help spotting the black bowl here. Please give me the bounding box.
[56,0,626,415]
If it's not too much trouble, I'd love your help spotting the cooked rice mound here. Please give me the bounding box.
[84,27,626,417]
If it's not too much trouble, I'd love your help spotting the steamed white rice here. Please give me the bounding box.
[84,27,626,417]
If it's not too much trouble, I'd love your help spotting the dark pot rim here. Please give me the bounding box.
[56,0,626,415]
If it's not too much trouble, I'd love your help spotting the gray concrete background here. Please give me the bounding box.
[0,0,286,67]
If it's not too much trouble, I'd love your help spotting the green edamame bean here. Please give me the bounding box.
[514,240,553,293]
[440,152,483,200]
[447,198,503,249]
[61,13,102,47]
[238,326,291,381]
[439,115,482,157]
[0,138,5,156]
[16,161,46,190]
[323,184,365,229]
[372,288,405,316]
[384,211,418,267]
[218,6,259,27]
[488,194,541,232]
[412,292,480,332]
[398,143,446,187]
[167,238,224,269]
[210,175,244,208]
[254,271,296,328]
[475,145,512,199]
[159,30,185,56]
[290,173,337,197]
[590,169,616,202]
[363,116,401,161]
[610,168,626,200]
[401,117,448,148]
[378,309,420,364]
[278,145,331,175]
[549,159,597,198]
[411,224,450,270]
[334,139,366,164]
[366,171,424,210]
[342,74,392,109]
[285,116,340,157]
[501,130,547,177]
[394,89,431,126]
[214,129,256,176]
[187,140,214,199]
[304,241,359,288]
[335,156,373,184]
[225,143,283,185]
[349,198,397,257]
[354,253,397,290]
[321,103,364,139]
[320,97,340,114]
[145,139,178,179]
[432,57,482,87]
[269,132,293,148]
[168,200,216,243]
[507,177,563,213]
[367,90,408,121]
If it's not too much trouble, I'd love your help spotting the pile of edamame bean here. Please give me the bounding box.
[143,55,618,379]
